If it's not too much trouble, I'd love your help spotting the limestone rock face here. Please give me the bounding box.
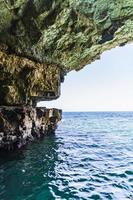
[0,106,62,150]
[0,0,133,150]
[0,48,61,105]
[0,0,133,105]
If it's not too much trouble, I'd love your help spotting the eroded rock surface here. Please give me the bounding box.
[0,106,62,150]
[0,0,133,70]
[0,47,62,105]
[0,1,133,150]
[0,0,133,105]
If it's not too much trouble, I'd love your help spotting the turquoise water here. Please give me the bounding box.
[0,112,133,200]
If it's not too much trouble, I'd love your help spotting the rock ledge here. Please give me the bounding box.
[0,106,62,151]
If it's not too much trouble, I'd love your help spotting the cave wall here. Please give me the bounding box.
[0,47,61,105]
[0,0,133,105]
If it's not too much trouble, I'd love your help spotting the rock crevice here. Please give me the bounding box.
[0,106,62,150]
[0,46,63,106]
[0,0,133,150]
[0,0,133,72]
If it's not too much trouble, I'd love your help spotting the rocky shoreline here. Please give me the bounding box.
[0,0,132,152]
[0,106,62,151]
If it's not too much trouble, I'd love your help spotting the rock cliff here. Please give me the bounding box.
[0,0,133,149]
[0,0,133,105]
[0,106,62,150]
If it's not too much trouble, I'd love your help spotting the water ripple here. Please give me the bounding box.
[0,112,133,199]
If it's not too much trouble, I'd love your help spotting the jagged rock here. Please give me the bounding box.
[0,106,62,150]
[0,0,133,105]
[0,1,133,150]
[0,48,62,105]
[0,1,133,69]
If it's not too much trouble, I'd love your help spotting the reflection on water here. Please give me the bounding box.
[0,135,60,200]
[0,112,133,200]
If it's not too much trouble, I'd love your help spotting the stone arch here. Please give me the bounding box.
[0,0,133,150]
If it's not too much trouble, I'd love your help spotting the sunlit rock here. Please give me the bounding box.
[0,0,133,150]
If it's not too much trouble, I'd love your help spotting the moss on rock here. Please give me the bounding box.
[0,0,133,105]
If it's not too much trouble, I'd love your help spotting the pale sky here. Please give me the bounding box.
[38,44,133,111]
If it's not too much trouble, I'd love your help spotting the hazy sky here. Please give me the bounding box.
[38,44,133,111]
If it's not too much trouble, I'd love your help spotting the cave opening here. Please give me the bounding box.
[37,43,133,112]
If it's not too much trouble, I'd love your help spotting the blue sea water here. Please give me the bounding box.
[0,112,133,200]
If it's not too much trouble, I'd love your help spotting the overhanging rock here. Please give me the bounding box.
[0,0,133,150]
[0,0,133,104]
[0,47,62,106]
[0,1,133,66]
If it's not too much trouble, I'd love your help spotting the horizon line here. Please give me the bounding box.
[62,110,133,112]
